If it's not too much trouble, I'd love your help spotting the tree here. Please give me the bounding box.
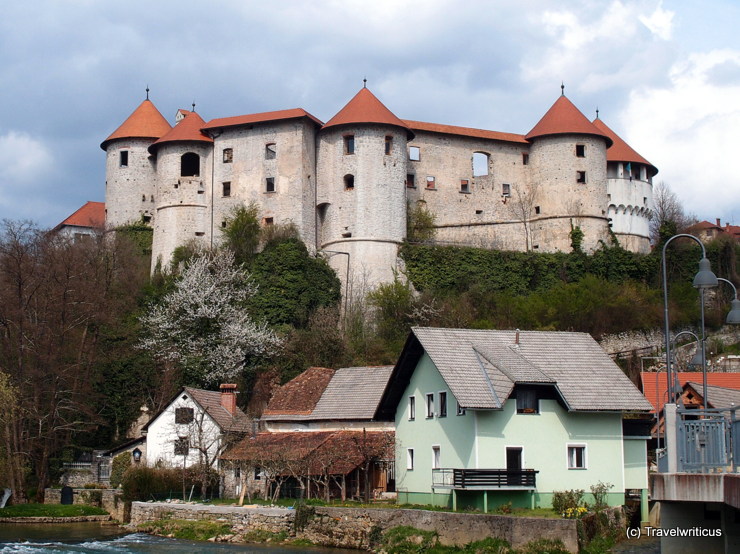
[138,249,282,387]
[650,182,693,245]
[221,204,261,266]
[507,182,540,252]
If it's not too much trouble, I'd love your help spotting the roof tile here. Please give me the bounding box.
[150,111,213,151]
[592,118,656,174]
[323,87,412,138]
[203,108,323,131]
[525,95,612,147]
[101,99,172,150]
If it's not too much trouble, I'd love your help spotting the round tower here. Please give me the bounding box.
[101,95,171,229]
[524,91,613,253]
[592,117,657,253]
[147,109,214,270]
[316,86,413,288]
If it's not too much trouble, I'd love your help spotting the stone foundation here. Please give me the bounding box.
[44,488,129,522]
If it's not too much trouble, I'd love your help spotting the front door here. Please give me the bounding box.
[506,447,522,486]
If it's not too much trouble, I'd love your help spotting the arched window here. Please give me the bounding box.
[473,152,489,177]
[181,152,200,177]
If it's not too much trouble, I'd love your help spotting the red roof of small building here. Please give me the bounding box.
[203,108,323,131]
[101,99,172,150]
[149,111,213,152]
[262,367,335,416]
[640,371,740,414]
[592,118,657,174]
[56,201,105,230]
[403,120,528,144]
[725,224,740,239]
[323,87,413,139]
[525,94,612,147]
[690,220,724,231]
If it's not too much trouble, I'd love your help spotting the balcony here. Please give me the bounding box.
[432,468,538,490]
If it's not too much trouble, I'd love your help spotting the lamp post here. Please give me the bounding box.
[717,278,740,325]
[661,234,718,407]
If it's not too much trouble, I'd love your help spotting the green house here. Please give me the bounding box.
[377,328,653,514]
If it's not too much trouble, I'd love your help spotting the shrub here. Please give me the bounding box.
[110,452,131,489]
[121,466,199,502]
[590,481,613,512]
[552,489,584,516]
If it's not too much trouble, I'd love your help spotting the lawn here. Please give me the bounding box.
[0,503,108,517]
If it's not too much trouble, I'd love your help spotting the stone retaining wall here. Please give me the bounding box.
[44,488,128,522]
[130,502,578,552]
[0,515,111,523]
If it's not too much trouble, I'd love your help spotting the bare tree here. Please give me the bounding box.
[507,182,540,252]
[650,182,694,244]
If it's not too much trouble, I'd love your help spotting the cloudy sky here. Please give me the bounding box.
[1,0,739,229]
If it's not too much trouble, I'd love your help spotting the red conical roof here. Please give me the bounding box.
[149,110,213,153]
[592,118,657,175]
[526,95,611,147]
[323,87,413,139]
[101,99,172,150]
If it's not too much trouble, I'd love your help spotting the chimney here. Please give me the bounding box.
[717,218,721,227]
[220,384,237,415]
[515,329,520,346]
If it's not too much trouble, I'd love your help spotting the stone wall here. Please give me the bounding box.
[44,488,128,522]
[129,502,579,552]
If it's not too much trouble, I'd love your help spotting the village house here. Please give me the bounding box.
[376,327,653,517]
[222,366,394,501]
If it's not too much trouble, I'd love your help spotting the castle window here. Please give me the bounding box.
[522,153,529,165]
[426,176,435,190]
[141,195,146,201]
[150,195,154,202]
[142,214,151,223]
[344,174,354,190]
[385,136,393,155]
[223,148,233,163]
[344,135,355,155]
[409,146,420,161]
[265,177,275,193]
[222,182,231,197]
[265,143,276,160]
[577,171,587,184]
[181,152,200,177]
[475,209,483,215]
[221,221,227,228]
[263,217,274,226]
[502,183,511,197]
[473,152,489,177]
[535,206,540,214]
[460,179,470,193]
[120,150,129,167]
[406,174,415,188]
[576,144,585,157]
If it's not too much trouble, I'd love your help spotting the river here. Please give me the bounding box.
[0,523,355,553]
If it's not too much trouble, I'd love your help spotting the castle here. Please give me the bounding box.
[101,84,656,287]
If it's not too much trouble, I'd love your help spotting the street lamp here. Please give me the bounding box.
[717,278,740,325]
[662,234,718,406]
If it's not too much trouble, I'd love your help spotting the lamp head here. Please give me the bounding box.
[690,348,705,367]
[693,257,718,289]
[727,298,740,325]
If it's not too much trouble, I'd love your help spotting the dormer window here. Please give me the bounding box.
[516,389,538,414]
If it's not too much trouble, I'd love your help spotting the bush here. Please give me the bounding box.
[110,452,131,489]
[121,466,200,502]
[552,489,584,516]
[590,481,613,512]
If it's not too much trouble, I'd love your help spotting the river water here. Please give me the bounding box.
[0,523,353,553]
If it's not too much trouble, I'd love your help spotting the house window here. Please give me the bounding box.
[426,393,434,418]
[406,174,415,188]
[222,182,231,197]
[576,144,585,157]
[223,148,233,163]
[254,466,262,480]
[409,146,420,161]
[516,389,538,414]
[181,152,200,177]
[344,135,355,155]
[460,180,469,193]
[344,174,355,190]
[456,401,466,416]
[266,177,275,192]
[265,143,276,160]
[473,152,489,177]
[577,171,586,184]
[426,176,435,190]
[502,183,511,197]
[438,392,447,418]
[408,396,416,420]
[407,448,414,470]
[567,445,587,469]
[385,136,393,155]
[432,446,441,469]
[120,150,129,167]
[175,407,194,424]
[234,466,241,479]
[522,153,529,165]
[174,437,189,456]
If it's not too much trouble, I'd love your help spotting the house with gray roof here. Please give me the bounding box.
[377,327,653,513]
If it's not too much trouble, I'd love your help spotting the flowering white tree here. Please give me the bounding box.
[139,249,282,385]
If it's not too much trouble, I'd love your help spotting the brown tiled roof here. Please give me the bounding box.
[101,99,172,150]
[525,95,612,147]
[323,87,413,138]
[689,220,724,231]
[56,201,105,229]
[202,108,323,131]
[725,224,740,238]
[685,382,740,409]
[149,111,213,152]
[183,387,251,433]
[592,118,656,174]
[641,372,740,415]
[262,367,335,416]
[222,430,394,475]
[403,120,527,144]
